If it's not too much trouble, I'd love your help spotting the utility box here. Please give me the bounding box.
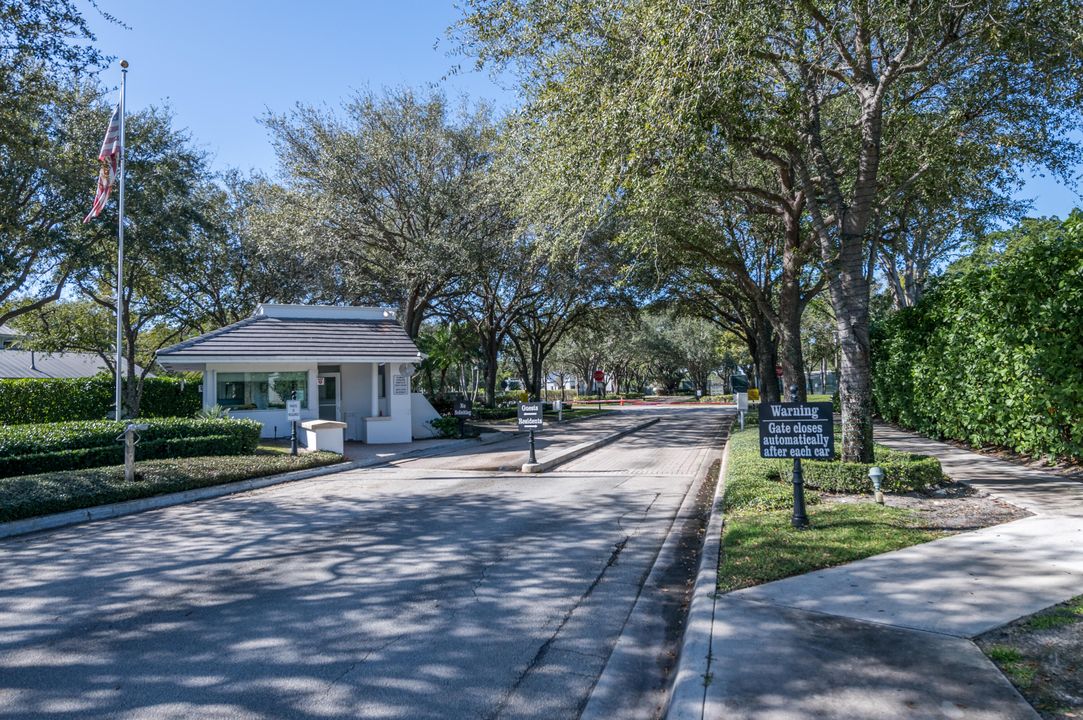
[301,419,346,454]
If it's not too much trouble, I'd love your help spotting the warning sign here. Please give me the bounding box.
[759,402,834,459]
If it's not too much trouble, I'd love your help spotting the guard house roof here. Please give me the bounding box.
[156,304,423,365]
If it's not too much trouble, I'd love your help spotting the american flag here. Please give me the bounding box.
[83,103,122,223]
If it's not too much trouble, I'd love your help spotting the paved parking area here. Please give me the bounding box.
[0,408,727,720]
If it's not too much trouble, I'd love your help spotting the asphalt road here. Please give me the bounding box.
[0,407,728,720]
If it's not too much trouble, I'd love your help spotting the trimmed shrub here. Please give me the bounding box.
[0,418,261,478]
[429,416,461,438]
[787,455,942,494]
[761,435,943,493]
[872,213,1083,461]
[0,374,201,425]
[0,452,342,523]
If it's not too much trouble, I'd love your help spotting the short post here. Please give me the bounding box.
[120,423,148,483]
[528,430,537,465]
[791,457,810,529]
[290,390,298,456]
[869,466,885,505]
[458,416,465,439]
[124,426,136,482]
[558,401,563,423]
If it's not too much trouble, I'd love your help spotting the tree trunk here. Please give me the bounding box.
[755,321,781,403]
[827,234,874,462]
[777,210,809,401]
[483,341,499,408]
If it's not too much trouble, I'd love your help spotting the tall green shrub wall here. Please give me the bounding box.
[0,375,201,425]
[872,213,1083,461]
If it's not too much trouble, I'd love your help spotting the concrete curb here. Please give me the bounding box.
[664,428,733,719]
[521,417,661,473]
[579,421,725,720]
[0,431,517,542]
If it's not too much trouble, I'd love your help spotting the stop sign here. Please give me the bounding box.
[593,370,605,383]
[775,366,784,378]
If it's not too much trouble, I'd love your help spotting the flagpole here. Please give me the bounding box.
[115,60,127,421]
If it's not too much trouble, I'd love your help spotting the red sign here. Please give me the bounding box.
[775,366,784,377]
[593,370,605,383]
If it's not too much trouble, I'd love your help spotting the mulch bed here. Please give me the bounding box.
[821,479,1031,532]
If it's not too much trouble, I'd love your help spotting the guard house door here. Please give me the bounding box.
[317,372,341,421]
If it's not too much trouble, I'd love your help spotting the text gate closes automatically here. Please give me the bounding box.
[759,402,834,459]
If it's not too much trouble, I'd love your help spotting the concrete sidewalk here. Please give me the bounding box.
[671,423,1083,720]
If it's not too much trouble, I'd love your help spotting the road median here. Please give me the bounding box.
[521,416,660,473]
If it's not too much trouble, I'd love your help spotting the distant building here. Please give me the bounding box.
[0,324,19,350]
[156,304,432,443]
[0,349,133,380]
[0,324,146,379]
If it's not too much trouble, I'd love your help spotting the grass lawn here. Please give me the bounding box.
[717,417,943,592]
[978,595,1083,719]
[0,448,343,523]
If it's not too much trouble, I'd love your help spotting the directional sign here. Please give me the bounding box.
[453,399,473,418]
[517,402,544,431]
[286,400,301,422]
[759,402,834,459]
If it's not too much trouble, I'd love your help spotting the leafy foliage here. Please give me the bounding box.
[0,450,341,522]
[0,417,261,477]
[872,213,1083,461]
[0,375,200,424]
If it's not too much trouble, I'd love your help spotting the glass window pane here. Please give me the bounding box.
[216,371,308,410]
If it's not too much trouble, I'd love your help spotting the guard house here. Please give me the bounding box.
[157,304,434,443]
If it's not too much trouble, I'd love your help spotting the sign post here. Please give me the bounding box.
[517,402,544,465]
[593,370,605,405]
[287,394,301,456]
[453,398,473,438]
[759,388,834,529]
[553,399,563,423]
[731,375,750,429]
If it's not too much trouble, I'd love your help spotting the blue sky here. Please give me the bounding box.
[85,0,1080,218]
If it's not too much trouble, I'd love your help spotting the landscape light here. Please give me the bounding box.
[869,466,885,505]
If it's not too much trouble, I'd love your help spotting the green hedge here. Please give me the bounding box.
[0,418,261,478]
[0,452,343,523]
[725,415,943,512]
[0,374,201,424]
[764,453,944,494]
[872,213,1083,461]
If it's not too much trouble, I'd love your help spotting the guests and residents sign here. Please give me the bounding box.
[759,402,834,459]
[517,402,544,430]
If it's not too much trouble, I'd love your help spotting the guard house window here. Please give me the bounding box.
[378,363,387,399]
[216,371,308,410]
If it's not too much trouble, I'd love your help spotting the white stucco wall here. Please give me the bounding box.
[199,361,415,444]
[364,363,414,443]
[340,363,371,442]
